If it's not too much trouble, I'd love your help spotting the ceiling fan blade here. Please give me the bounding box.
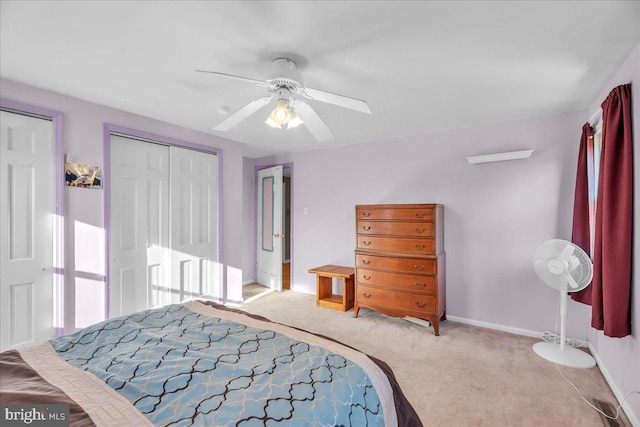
[213,96,273,132]
[196,70,274,88]
[299,87,372,114]
[292,101,334,142]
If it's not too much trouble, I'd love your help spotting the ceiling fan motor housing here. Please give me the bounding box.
[267,58,304,91]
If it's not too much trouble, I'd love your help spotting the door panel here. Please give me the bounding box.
[0,111,53,351]
[110,136,170,316]
[9,283,34,346]
[257,166,283,291]
[170,146,219,301]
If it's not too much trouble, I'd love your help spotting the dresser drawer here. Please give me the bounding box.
[356,285,436,314]
[355,254,436,275]
[357,235,435,254]
[356,206,434,221]
[357,221,435,237]
[357,269,436,293]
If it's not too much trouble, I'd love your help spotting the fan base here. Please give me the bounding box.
[533,342,596,369]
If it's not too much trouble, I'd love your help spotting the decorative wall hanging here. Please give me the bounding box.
[65,162,101,188]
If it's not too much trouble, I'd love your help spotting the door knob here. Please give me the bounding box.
[274,233,280,238]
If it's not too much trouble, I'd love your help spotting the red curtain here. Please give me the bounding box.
[591,83,633,338]
[570,123,593,304]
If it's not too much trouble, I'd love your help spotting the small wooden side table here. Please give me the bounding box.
[308,265,355,311]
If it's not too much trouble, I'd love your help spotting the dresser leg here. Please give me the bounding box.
[433,319,440,336]
[440,310,446,320]
[353,304,360,318]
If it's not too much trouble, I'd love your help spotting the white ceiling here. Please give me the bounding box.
[2,1,640,158]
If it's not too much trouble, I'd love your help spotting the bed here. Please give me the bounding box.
[1,300,421,426]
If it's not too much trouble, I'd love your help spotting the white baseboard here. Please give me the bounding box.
[447,315,638,426]
[242,280,254,286]
[446,315,543,339]
[588,343,639,427]
[224,299,244,307]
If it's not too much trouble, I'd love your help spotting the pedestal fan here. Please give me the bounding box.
[532,239,596,369]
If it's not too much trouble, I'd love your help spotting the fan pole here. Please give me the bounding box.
[559,289,568,352]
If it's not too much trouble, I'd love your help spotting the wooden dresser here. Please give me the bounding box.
[354,204,445,335]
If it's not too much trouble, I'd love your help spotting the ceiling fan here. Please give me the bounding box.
[197,58,372,142]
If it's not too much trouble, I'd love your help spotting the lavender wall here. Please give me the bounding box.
[585,42,639,424]
[0,78,246,332]
[251,110,591,337]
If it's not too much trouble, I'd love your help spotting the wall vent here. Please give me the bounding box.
[593,399,624,427]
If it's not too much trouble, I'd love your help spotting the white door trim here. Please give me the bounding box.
[0,99,64,337]
[103,124,224,315]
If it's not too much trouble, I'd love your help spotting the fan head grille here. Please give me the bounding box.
[533,239,593,291]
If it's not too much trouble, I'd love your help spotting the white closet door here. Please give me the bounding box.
[110,136,170,317]
[170,146,219,302]
[0,111,53,351]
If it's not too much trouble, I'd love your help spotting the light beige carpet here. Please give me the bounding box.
[234,290,630,427]
[242,283,271,300]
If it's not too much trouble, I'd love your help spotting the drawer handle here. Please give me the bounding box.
[362,293,372,298]
[415,283,426,288]
[362,212,371,217]
[415,212,426,218]
[415,228,426,233]
[415,244,426,250]
[415,301,427,308]
[363,275,371,280]
[414,264,426,270]
[362,226,371,231]
[363,241,372,246]
[361,259,371,265]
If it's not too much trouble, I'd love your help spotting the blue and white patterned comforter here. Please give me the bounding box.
[35,301,398,427]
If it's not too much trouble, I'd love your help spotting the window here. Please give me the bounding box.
[586,120,602,257]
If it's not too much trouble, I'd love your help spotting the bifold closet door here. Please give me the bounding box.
[110,136,170,317]
[110,136,220,317]
[170,146,219,302]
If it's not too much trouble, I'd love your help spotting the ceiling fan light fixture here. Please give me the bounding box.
[287,114,303,129]
[265,100,303,129]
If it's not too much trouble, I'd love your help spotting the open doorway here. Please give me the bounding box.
[282,169,291,290]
